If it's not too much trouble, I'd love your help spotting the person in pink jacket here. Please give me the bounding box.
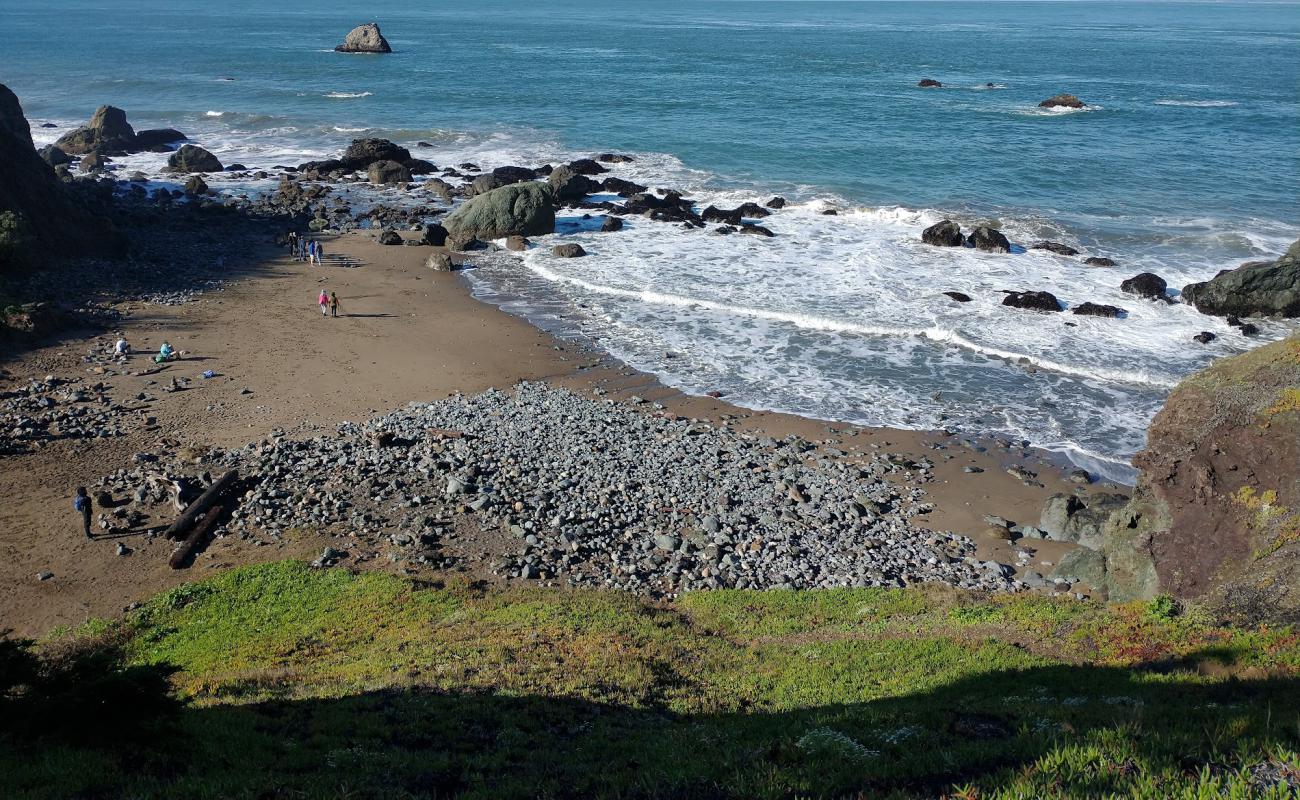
[318,290,329,316]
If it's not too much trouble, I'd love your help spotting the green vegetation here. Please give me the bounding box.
[4,560,1299,798]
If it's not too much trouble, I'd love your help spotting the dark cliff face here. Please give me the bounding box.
[1106,335,1300,623]
[0,83,124,266]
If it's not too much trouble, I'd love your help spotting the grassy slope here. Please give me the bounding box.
[4,561,1300,799]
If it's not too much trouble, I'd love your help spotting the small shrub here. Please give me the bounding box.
[1146,594,1180,622]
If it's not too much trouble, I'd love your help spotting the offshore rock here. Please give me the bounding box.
[1182,240,1300,318]
[335,23,392,53]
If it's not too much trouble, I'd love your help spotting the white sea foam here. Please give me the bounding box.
[324,91,373,99]
[204,110,224,117]
[1154,99,1239,107]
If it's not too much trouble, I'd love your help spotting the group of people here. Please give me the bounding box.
[286,230,325,266]
[317,290,340,318]
[112,337,177,364]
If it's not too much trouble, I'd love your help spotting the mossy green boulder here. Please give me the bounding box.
[443,181,555,240]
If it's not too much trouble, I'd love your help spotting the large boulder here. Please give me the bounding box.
[1181,240,1300,318]
[0,83,124,263]
[1039,492,1129,550]
[367,159,411,185]
[341,138,410,170]
[921,220,963,247]
[38,145,71,167]
[54,104,136,155]
[167,144,222,173]
[548,164,597,204]
[1096,334,1300,623]
[443,181,556,240]
[335,23,392,53]
[421,223,448,246]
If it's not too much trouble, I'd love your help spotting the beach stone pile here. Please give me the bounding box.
[0,375,132,454]
[96,382,1021,596]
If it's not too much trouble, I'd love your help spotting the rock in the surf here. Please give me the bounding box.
[506,235,530,251]
[967,226,1011,252]
[1039,94,1086,109]
[600,216,623,232]
[1031,241,1079,256]
[133,128,186,151]
[922,220,964,247]
[342,138,410,170]
[597,153,634,163]
[1181,240,1300,318]
[1072,302,1125,318]
[548,164,598,204]
[552,243,586,258]
[443,181,556,239]
[1121,272,1168,301]
[166,144,222,173]
[944,292,973,302]
[1085,256,1118,267]
[918,78,943,88]
[766,196,787,209]
[54,104,136,155]
[1002,291,1062,312]
[567,158,608,175]
[335,23,392,53]
[1193,331,1216,344]
[367,159,411,185]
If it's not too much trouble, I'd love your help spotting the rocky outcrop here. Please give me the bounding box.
[1181,240,1300,318]
[0,83,124,263]
[1084,257,1117,267]
[54,105,136,155]
[1039,94,1086,109]
[443,181,556,240]
[943,291,973,302]
[918,78,942,88]
[335,23,392,53]
[167,144,222,173]
[967,226,1010,252]
[1085,335,1300,623]
[1002,291,1062,312]
[921,220,963,247]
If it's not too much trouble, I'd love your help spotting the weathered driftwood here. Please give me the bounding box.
[169,503,224,569]
[164,469,239,540]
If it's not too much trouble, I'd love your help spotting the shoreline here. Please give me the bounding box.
[0,228,1119,636]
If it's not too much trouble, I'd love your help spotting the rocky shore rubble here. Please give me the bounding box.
[90,382,1023,596]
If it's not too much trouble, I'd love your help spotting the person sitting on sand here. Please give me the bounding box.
[329,291,339,318]
[114,337,130,357]
[155,341,175,363]
[318,290,329,317]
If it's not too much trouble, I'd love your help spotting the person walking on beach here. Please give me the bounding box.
[74,486,93,539]
[310,240,321,266]
[329,291,339,318]
[318,289,329,317]
[287,230,298,256]
[315,240,325,265]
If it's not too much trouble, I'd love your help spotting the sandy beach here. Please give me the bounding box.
[0,229,1116,636]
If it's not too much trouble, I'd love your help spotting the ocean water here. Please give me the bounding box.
[5,0,1299,482]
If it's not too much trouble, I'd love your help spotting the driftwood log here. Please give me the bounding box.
[164,469,239,540]
[169,503,225,570]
